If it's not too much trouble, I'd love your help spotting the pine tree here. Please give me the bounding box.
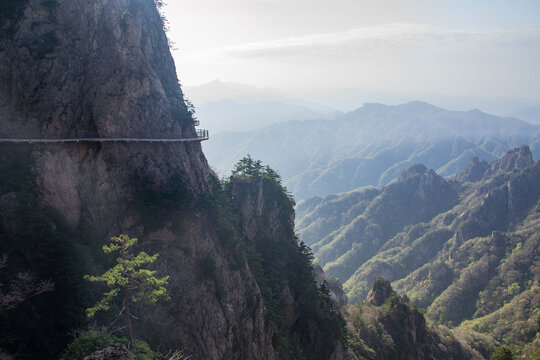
[84,234,169,347]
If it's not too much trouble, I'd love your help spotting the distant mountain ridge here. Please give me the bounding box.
[196,99,340,133]
[204,101,540,199]
[184,80,341,134]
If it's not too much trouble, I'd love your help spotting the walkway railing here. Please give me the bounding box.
[0,129,209,143]
[196,129,208,140]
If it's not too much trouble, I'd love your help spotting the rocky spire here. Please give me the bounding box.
[366,277,395,306]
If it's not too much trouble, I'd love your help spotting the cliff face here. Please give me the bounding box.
[228,175,350,360]
[1,0,208,231]
[0,1,288,359]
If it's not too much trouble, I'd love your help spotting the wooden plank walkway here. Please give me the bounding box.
[0,130,209,143]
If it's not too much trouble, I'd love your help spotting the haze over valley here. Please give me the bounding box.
[204,100,540,199]
[1,0,539,359]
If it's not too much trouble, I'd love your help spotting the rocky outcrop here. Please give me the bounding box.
[228,175,348,359]
[456,157,489,182]
[483,145,533,178]
[456,146,533,183]
[313,264,348,307]
[366,277,395,306]
[347,279,477,360]
[455,158,540,244]
[0,0,209,231]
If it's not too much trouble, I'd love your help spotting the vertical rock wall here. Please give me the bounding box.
[0,1,276,358]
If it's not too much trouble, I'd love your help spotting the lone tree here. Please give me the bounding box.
[85,234,169,347]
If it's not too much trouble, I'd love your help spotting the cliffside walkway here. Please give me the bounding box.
[0,129,209,143]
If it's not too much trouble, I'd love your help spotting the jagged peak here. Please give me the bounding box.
[456,156,490,183]
[366,277,396,306]
[484,145,533,178]
[398,164,428,181]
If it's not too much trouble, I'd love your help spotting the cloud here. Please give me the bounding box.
[215,23,540,61]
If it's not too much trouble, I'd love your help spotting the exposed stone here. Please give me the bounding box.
[313,264,349,307]
[228,176,348,359]
[483,145,533,178]
[366,277,395,306]
[456,156,489,182]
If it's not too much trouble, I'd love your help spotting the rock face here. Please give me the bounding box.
[455,157,489,182]
[0,0,208,230]
[456,146,533,183]
[0,1,344,359]
[228,176,348,359]
[483,145,533,178]
[366,277,395,306]
[313,264,349,307]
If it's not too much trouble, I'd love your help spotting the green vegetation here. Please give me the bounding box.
[344,278,499,359]
[489,346,514,360]
[231,154,295,208]
[62,330,155,360]
[297,148,540,357]
[85,234,169,346]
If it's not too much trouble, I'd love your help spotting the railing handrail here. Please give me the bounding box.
[0,130,210,143]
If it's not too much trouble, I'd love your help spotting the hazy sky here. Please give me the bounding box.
[163,0,540,104]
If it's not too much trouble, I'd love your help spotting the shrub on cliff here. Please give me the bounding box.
[84,234,169,347]
[231,154,295,208]
[62,330,154,360]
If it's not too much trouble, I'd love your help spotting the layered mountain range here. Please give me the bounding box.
[205,102,540,200]
[297,145,540,356]
[2,0,539,359]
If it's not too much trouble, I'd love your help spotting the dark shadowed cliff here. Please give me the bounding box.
[0,1,347,359]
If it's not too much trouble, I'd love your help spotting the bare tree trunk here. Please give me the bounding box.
[124,286,133,348]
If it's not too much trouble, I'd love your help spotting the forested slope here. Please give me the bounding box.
[298,146,540,356]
